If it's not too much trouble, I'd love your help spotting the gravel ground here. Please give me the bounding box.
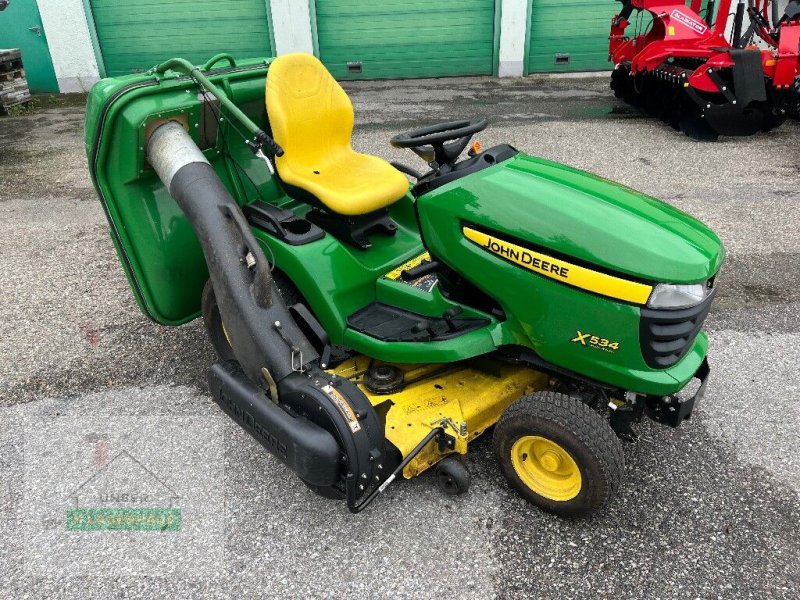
[0,75,798,599]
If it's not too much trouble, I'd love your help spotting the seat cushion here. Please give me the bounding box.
[266,53,409,216]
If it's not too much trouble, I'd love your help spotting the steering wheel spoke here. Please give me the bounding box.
[391,117,488,167]
[411,144,436,164]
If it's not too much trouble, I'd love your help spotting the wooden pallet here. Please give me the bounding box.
[0,67,24,83]
[0,48,21,61]
[0,96,32,116]
[0,48,31,115]
[0,58,22,72]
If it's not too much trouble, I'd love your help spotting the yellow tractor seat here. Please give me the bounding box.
[265,53,409,217]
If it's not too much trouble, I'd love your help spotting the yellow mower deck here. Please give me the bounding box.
[329,357,549,478]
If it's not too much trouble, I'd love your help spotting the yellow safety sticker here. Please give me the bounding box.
[322,384,362,433]
[462,227,652,305]
[384,251,431,280]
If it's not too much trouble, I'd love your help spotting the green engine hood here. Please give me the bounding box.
[430,153,724,283]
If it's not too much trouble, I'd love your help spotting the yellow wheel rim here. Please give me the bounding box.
[510,436,582,502]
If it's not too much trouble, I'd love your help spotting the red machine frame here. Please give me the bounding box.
[609,0,799,138]
[746,0,800,114]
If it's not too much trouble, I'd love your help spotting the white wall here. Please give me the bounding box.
[270,0,314,55]
[498,0,528,77]
[37,0,100,92]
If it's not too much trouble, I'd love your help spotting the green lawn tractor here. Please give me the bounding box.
[85,53,724,517]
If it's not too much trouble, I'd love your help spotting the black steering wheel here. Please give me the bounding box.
[390,117,488,167]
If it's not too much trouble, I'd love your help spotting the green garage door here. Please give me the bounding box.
[90,0,274,76]
[527,0,619,73]
[315,0,498,80]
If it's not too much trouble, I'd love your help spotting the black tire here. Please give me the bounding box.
[434,456,471,496]
[761,109,787,133]
[678,108,720,142]
[201,280,235,361]
[201,270,303,360]
[493,391,624,518]
[610,67,626,99]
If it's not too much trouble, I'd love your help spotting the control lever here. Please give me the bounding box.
[411,320,436,339]
[390,161,424,180]
[247,130,284,174]
[442,306,463,332]
[253,129,284,157]
[401,259,441,282]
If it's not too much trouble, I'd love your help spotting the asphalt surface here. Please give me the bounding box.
[1,76,799,599]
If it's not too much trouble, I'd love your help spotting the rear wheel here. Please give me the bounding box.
[201,280,235,361]
[201,271,303,360]
[493,391,624,518]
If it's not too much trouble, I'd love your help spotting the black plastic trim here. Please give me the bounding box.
[306,208,397,250]
[412,144,519,197]
[347,302,490,342]
[244,201,325,245]
[208,360,340,486]
[639,289,715,368]
[644,358,710,426]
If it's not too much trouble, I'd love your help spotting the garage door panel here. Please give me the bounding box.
[319,15,494,33]
[321,31,492,49]
[91,0,273,76]
[322,44,494,59]
[527,0,618,73]
[316,0,496,79]
[316,0,492,15]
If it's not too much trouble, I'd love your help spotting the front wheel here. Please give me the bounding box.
[493,391,624,518]
[434,456,471,496]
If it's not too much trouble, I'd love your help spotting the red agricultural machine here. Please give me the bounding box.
[744,0,800,116]
[609,0,800,140]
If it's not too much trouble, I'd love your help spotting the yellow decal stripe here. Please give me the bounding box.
[462,227,652,305]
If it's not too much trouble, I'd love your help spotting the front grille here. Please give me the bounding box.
[639,289,715,368]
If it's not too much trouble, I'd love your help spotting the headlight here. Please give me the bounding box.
[647,283,709,309]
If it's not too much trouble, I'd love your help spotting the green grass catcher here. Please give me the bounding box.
[85,52,724,517]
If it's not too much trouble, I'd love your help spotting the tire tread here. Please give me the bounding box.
[493,390,624,516]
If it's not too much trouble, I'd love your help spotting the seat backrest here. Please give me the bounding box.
[266,53,354,169]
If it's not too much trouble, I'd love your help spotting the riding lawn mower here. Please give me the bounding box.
[609,0,800,139]
[85,53,724,517]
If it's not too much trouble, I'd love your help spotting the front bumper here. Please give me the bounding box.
[644,358,710,427]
